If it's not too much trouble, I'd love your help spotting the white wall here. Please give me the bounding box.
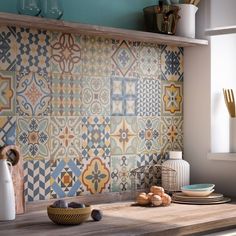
[184,0,236,196]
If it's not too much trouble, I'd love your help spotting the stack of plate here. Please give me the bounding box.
[172,184,231,205]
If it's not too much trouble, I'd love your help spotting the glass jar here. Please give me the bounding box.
[17,0,41,16]
[40,0,63,19]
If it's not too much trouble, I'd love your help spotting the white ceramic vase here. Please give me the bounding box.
[162,151,190,191]
[0,159,15,221]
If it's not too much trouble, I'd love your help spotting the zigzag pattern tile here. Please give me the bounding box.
[24,160,50,202]
[137,77,161,116]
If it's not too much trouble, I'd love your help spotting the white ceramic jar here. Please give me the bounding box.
[162,151,190,191]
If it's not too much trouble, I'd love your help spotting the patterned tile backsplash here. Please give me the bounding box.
[0,26,184,202]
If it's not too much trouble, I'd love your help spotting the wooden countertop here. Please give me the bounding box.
[1,201,236,236]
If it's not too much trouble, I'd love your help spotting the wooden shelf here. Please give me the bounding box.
[0,12,208,47]
[206,25,236,36]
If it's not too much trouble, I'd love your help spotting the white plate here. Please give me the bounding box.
[182,189,214,197]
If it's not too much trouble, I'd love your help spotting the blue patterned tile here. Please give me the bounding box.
[24,160,51,202]
[112,40,140,78]
[16,72,51,116]
[51,159,83,198]
[0,116,16,147]
[81,116,110,160]
[160,46,184,81]
[17,117,50,160]
[137,77,161,116]
[111,77,138,116]
[16,28,51,75]
[0,26,17,71]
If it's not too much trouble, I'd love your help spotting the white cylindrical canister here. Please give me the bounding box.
[230,117,236,152]
[174,4,198,38]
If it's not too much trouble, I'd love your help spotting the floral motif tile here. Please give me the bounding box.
[16,28,50,75]
[51,73,81,116]
[138,117,161,154]
[160,45,184,81]
[0,116,16,147]
[81,116,110,160]
[111,77,138,116]
[138,43,160,78]
[50,117,81,162]
[111,155,137,192]
[51,159,83,198]
[137,77,161,116]
[82,36,112,77]
[136,153,162,189]
[81,157,110,194]
[17,117,50,160]
[110,116,138,155]
[0,26,18,71]
[161,81,183,116]
[51,32,82,74]
[16,72,51,116]
[0,71,15,116]
[161,116,183,152]
[111,40,140,78]
[81,76,110,116]
[24,160,50,202]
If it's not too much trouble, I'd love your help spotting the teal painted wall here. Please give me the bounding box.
[0,0,158,30]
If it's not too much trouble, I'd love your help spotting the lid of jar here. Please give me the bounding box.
[169,151,182,160]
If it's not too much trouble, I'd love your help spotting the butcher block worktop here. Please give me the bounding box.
[1,201,236,236]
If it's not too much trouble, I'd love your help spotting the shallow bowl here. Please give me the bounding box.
[182,189,214,197]
[181,184,215,192]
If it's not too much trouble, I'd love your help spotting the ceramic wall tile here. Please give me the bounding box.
[111,40,140,78]
[81,76,110,116]
[16,28,50,75]
[138,117,161,154]
[24,160,51,202]
[17,117,50,160]
[110,116,138,155]
[137,77,161,116]
[50,117,81,161]
[138,43,160,78]
[160,46,184,81]
[136,153,162,189]
[51,158,83,198]
[111,155,137,192]
[161,116,183,152]
[51,73,81,116]
[0,26,18,71]
[111,77,138,116]
[51,32,82,74]
[16,72,51,116]
[0,71,15,116]
[81,116,110,160]
[82,36,112,77]
[0,116,16,147]
[81,157,110,194]
[161,81,183,116]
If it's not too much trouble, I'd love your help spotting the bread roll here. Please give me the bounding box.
[147,192,154,202]
[151,195,162,206]
[137,194,149,205]
[161,193,171,206]
[150,186,164,197]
